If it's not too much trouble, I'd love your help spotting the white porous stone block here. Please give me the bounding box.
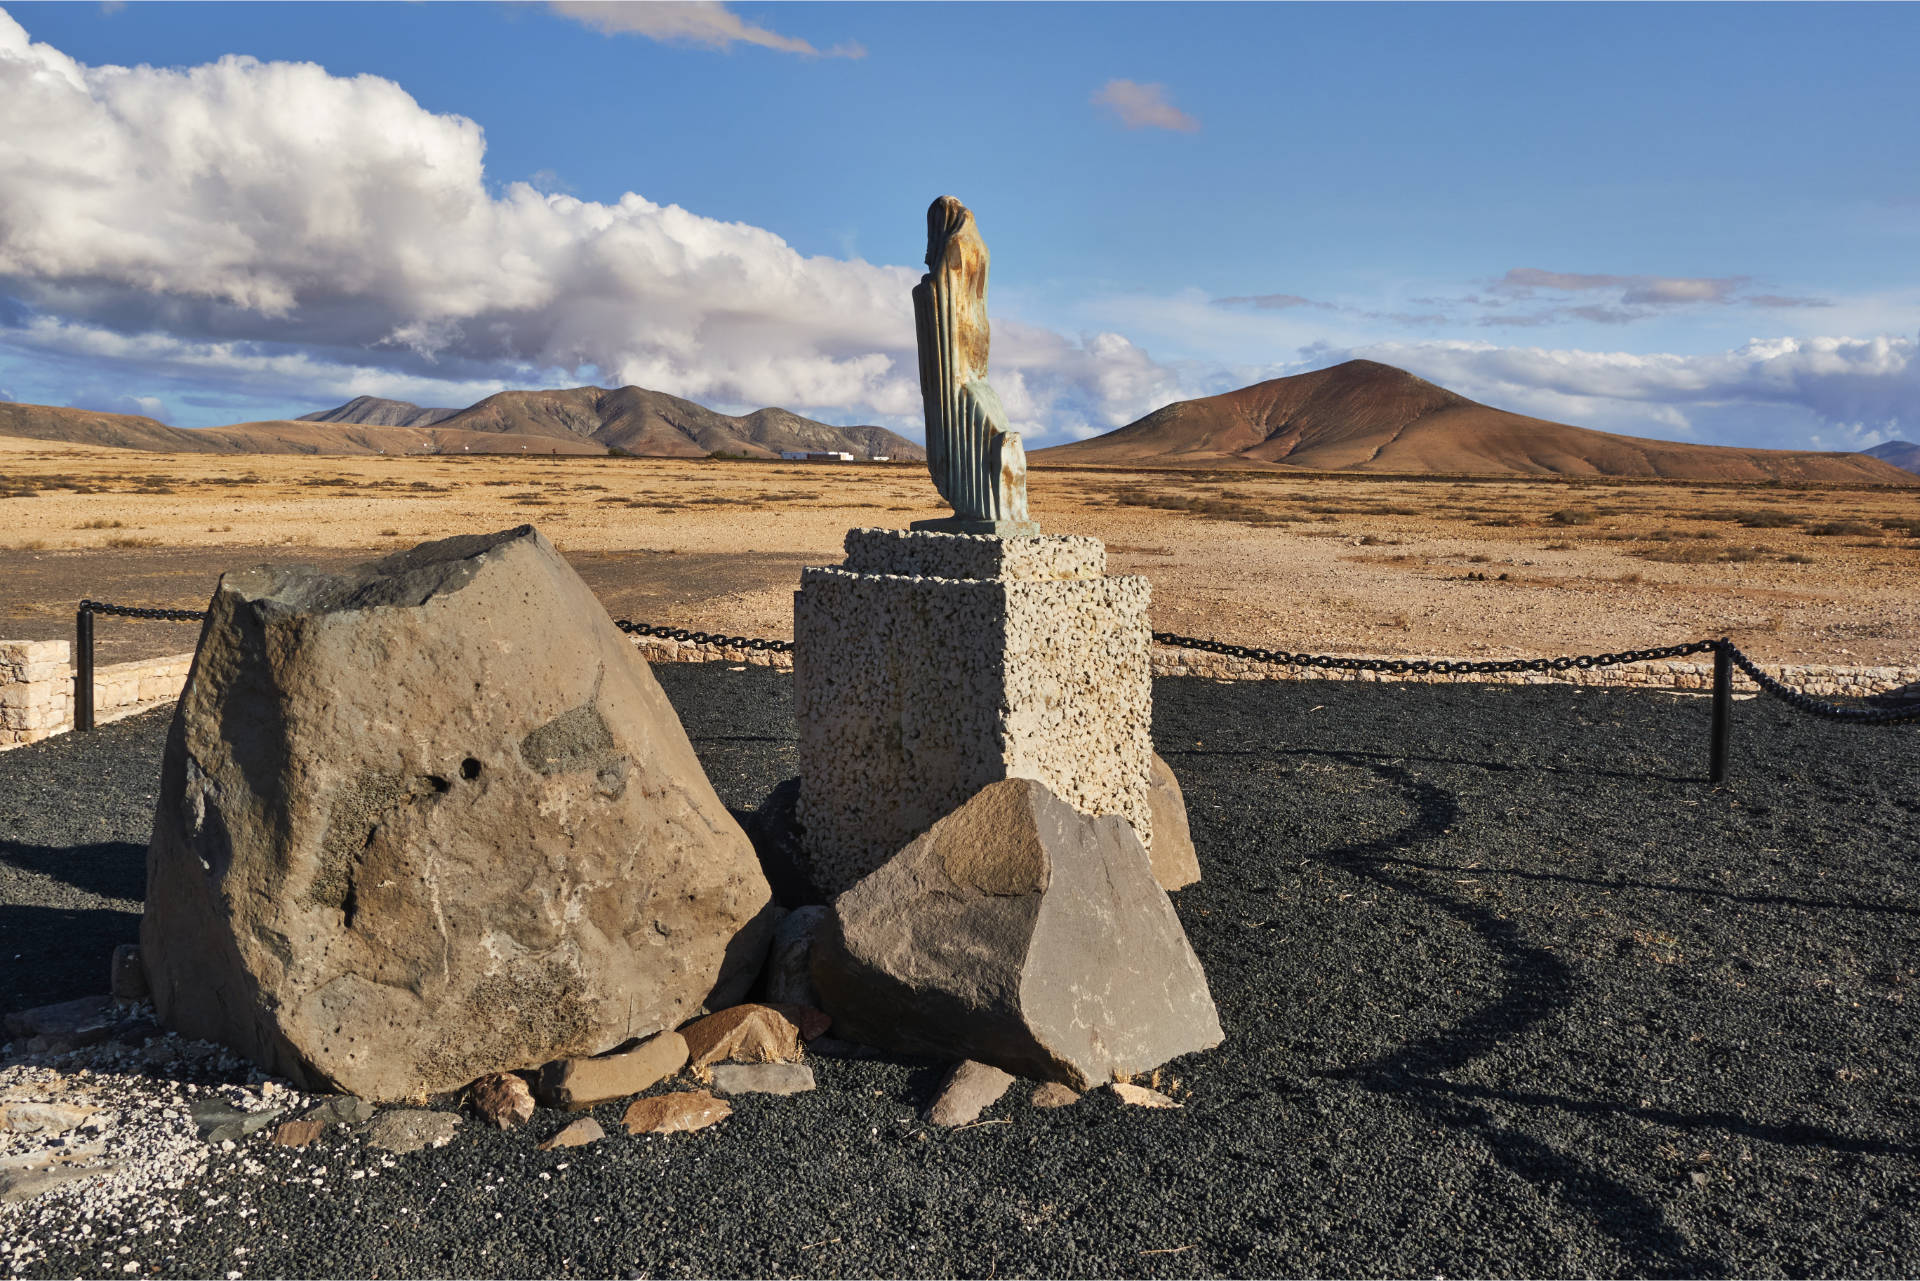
[794,530,1153,895]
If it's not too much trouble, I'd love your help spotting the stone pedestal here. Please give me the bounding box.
[793,528,1152,895]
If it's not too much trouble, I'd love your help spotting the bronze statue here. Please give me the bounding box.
[911,196,1037,536]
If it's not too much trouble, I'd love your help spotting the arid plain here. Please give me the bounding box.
[2,436,1917,669]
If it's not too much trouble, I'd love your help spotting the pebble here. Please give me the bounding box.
[621,1090,732,1136]
[708,1063,815,1096]
[537,1118,605,1151]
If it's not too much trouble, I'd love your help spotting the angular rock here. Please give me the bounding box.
[1146,753,1201,891]
[470,1073,535,1128]
[811,777,1223,1090]
[2,996,116,1050]
[304,1096,376,1126]
[621,1090,732,1136]
[270,1119,326,1148]
[191,1100,283,1143]
[765,1003,831,1042]
[140,526,777,1102]
[0,1100,96,1135]
[760,904,829,1008]
[1110,1082,1179,1109]
[110,944,150,1002]
[926,1061,1014,1127]
[366,1109,459,1154]
[0,1161,119,1205]
[1029,1081,1080,1109]
[537,1117,605,1150]
[709,1063,815,1096]
[679,1006,801,1072]
[538,1031,689,1109]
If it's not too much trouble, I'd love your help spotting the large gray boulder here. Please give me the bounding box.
[141,526,775,1102]
[810,778,1222,1088]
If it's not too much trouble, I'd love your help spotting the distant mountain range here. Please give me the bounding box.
[1033,359,1917,486]
[1865,440,1920,475]
[0,387,922,461]
[1,362,1911,484]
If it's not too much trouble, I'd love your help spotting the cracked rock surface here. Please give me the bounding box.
[139,528,775,1101]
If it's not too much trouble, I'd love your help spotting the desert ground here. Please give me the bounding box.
[1,437,1916,668]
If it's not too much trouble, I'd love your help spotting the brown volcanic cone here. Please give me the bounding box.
[1034,359,1916,485]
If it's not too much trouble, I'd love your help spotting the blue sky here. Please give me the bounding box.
[1,1,1916,450]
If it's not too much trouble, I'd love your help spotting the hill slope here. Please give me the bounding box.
[1866,440,1920,475]
[428,386,922,460]
[1033,360,1916,485]
[0,388,922,460]
[298,396,461,427]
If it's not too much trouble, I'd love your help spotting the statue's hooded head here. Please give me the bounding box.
[925,195,975,270]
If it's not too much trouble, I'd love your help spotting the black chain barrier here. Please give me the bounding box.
[1149,630,1720,677]
[613,618,794,654]
[72,601,1916,771]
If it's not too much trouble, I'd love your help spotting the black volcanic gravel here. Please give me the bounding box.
[2,667,1918,1278]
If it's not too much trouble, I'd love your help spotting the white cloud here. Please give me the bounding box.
[1340,333,1920,449]
[548,1,864,58]
[1091,79,1199,133]
[0,9,1178,439]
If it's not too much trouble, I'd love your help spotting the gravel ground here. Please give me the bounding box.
[2,667,1918,1278]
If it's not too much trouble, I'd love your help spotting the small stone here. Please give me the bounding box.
[926,1061,1015,1126]
[1109,1082,1179,1109]
[765,1003,832,1042]
[1689,1170,1710,1188]
[537,1117,605,1151]
[621,1090,732,1136]
[0,1100,96,1135]
[538,1031,689,1109]
[709,1063,815,1096]
[1029,1082,1080,1109]
[679,1006,802,1072]
[760,904,829,1007]
[270,1120,326,1148]
[304,1096,376,1126]
[365,1109,459,1154]
[0,1162,120,1205]
[2,995,116,1049]
[110,944,150,1002]
[191,1100,284,1143]
[470,1073,535,1128]
[1146,753,1201,891]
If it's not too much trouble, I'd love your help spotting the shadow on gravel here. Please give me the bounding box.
[0,903,140,1012]
[1296,754,1724,1276]
[0,840,147,903]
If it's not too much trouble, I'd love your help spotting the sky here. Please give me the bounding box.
[1,1,1917,451]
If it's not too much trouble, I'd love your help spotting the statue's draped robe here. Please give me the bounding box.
[913,197,1028,525]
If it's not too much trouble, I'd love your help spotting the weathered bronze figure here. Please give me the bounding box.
[911,196,1037,536]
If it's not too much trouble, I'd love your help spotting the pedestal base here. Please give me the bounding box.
[794,528,1152,895]
[909,516,1042,538]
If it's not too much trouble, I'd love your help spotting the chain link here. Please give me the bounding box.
[614,618,795,654]
[1150,630,1718,677]
[76,599,1913,725]
[79,599,208,622]
[1720,640,1920,726]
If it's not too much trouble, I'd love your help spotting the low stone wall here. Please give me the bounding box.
[1147,648,1920,700]
[4,632,1911,753]
[628,633,1919,701]
[0,641,74,749]
[0,642,194,751]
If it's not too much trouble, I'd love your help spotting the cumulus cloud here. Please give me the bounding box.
[1339,333,1920,449]
[0,9,1184,438]
[1091,79,1199,133]
[548,1,864,58]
